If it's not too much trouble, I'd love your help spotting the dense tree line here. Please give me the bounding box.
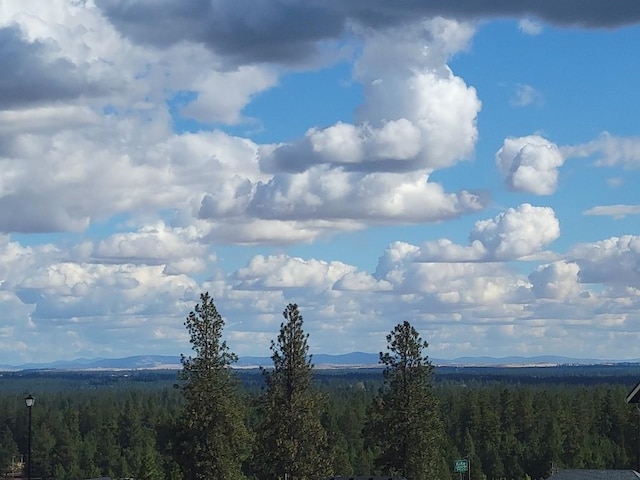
[1,294,640,479]
[0,389,182,479]
[3,380,639,479]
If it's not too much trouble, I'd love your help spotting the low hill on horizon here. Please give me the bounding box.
[2,352,637,372]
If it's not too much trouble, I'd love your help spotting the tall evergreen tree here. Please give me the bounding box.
[367,321,445,480]
[175,292,250,480]
[253,303,331,480]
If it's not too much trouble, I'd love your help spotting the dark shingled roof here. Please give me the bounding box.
[627,380,640,404]
[547,470,640,480]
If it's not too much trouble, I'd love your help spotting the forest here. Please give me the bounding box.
[2,294,640,480]
[3,365,640,479]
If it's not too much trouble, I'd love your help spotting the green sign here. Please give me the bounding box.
[454,459,468,473]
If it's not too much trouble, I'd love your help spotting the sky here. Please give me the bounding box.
[1,1,640,365]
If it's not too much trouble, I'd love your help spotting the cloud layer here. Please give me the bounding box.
[98,0,640,67]
[0,1,639,364]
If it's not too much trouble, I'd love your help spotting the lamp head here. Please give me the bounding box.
[25,394,35,408]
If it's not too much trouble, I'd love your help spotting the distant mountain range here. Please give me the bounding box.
[1,352,636,371]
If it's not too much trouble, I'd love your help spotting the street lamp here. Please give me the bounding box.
[25,394,34,480]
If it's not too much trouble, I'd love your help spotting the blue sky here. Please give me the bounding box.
[1,1,640,365]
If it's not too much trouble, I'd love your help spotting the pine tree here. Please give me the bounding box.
[253,303,331,480]
[175,292,250,480]
[368,320,444,480]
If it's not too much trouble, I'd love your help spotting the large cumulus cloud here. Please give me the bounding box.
[264,19,481,173]
[529,261,581,300]
[496,136,565,195]
[568,235,640,287]
[415,204,560,262]
[0,109,270,233]
[0,6,486,240]
[242,168,485,224]
[235,19,487,233]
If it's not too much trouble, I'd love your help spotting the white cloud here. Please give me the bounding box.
[0,1,279,126]
[607,177,624,188]
[306,118,423,164]
[583,204,640,219]
[518,19,544,35]
[234,254,356,290]
[246,167,486,225]
[0,105,100,136]
[12,260,200,356]
[496,135,565,195]
[0,235,61,291]
[2,224,640,364]
[266,19,481,173]
[307,122,366,164]
[353,19,480,170]
[563,132,640,169]
[417,203,561,262]
[91,222,209,274]
[510,84,542,107]
[333,271,393,292]
[529,261,581,300]
[417,238,487,262]
[374,241,421,278]
[179,66,278,124]
[202,219,363,246]
[0,115,276,233]
[470,204,560,260]
[213,19,489,236]
[378,259,528,306]
[568,235,640,287]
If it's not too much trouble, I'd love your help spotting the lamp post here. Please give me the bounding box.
[25,394,34,480]
[636,403,640,472]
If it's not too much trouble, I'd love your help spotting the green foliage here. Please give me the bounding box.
[253,303,331,480]
[0,389,182,479]
[367,321,445,480]
[0,426,18,476]
[175,292,251,480]
[3,344,640,479]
